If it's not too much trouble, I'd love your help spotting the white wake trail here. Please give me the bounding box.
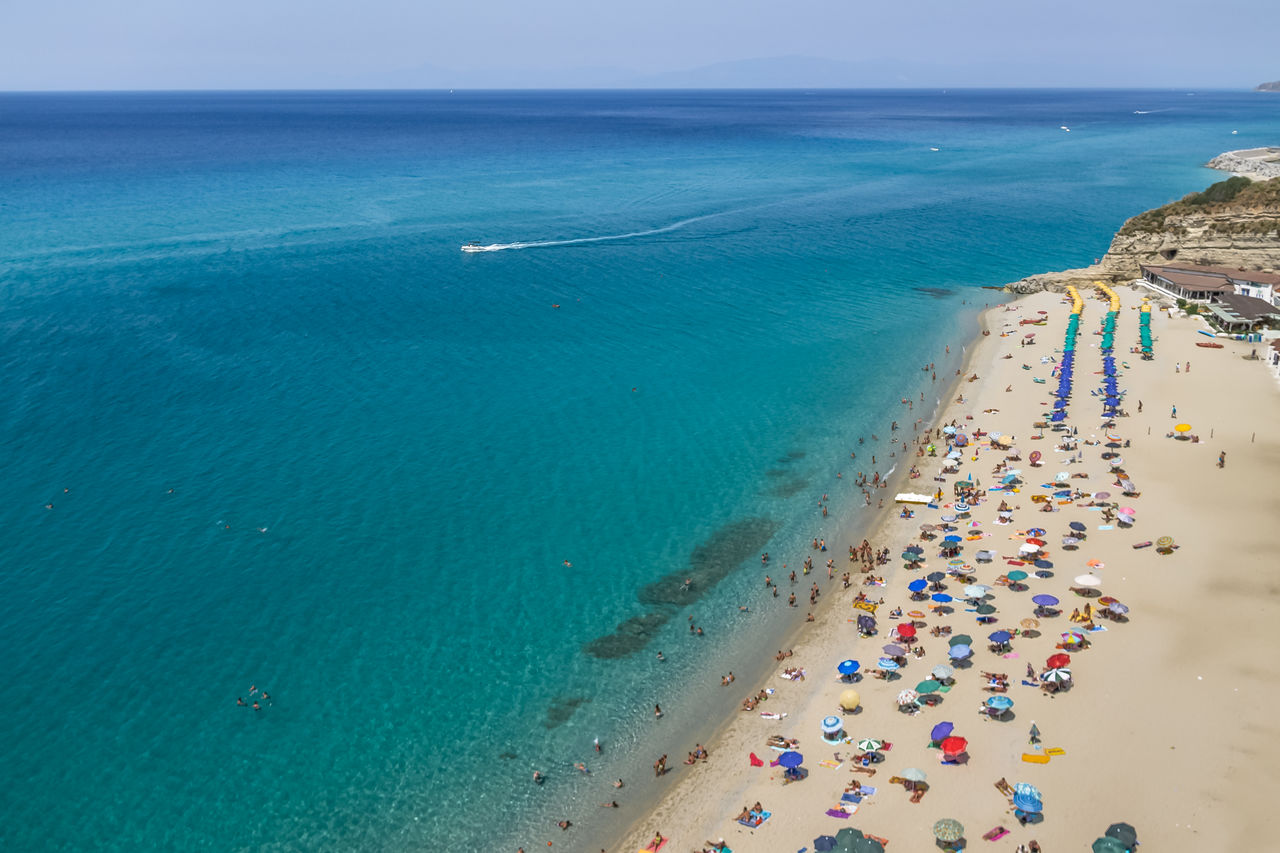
[463,211,727,253]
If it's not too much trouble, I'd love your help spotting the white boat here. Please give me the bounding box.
[461,241,485,253]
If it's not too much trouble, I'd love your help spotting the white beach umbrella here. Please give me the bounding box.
[896,689,920,706]
[1073,574,1102,587]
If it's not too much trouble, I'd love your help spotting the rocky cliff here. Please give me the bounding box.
[1257,81,1280,92]
[1004,174,1280,293]
[1208,148,1280,180]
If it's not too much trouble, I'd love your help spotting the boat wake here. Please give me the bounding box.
[461,212,726,253]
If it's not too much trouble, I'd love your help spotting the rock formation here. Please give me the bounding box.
[1208,148,1280,180]
[1004,172,1280,293]
[1257,81,1280,92]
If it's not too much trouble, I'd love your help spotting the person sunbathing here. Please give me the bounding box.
[736,807,751,822]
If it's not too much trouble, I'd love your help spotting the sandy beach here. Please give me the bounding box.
[614,284,1280,853]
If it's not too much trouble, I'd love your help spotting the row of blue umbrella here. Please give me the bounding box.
[1052,305,1082,423]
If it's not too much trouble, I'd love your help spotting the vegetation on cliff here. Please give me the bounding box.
[1117,176,1280,237]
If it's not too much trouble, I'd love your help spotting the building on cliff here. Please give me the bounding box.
[1139,263,1280,306]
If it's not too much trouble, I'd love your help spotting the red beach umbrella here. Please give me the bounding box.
[897,624,917,639]
[1026,538,1046,547]
[1046,653,1071,669]
[940,736,968,756]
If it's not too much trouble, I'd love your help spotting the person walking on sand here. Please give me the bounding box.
[1171,404,1177,419]
[1029,721,1041,746]
[1219,450,1226,468]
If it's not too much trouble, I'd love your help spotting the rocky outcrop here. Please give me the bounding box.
[1004,172,1280,293]
[1257,81,1280,92]
[1208,148,1280,180]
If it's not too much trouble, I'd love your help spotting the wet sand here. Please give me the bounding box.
[614,285,1280,852]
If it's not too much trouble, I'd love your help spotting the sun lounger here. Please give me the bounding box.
[1046,747,1065,756]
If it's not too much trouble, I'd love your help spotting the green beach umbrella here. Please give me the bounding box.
[915,679,942,694]
[932,818,964,843]
[976,604,997,615]
[1007,570,1029,581]
[856,738,883,752]
[949,634,973,647]
[1091,838,1127,853]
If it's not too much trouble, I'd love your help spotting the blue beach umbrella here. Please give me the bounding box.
[988,630,1012,643]
[838,659,860,675]
[930,721,955,742]
[1032,594,1060,607]
[1034,559,1053,568]
[908,579,928,592]
[779,750,804,768]
[943,534,962,543]
[985,695,1014,710]
[1012,782,1043,813]
[931,593,953,603]
[877,657,900,671]
[948,644,972,660]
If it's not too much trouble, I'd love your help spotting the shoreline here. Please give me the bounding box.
[603,298,1009,852]
[613,282,1280,852]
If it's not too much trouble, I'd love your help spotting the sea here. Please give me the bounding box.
[0,89,1274,852]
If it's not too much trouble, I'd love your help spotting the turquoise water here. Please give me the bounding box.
[0,90,1275,851]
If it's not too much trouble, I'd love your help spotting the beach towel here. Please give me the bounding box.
[639,838,668,853]
[737,810,771,827]
[841,793,862,804]
[760,712,787,719]
[983,827,1010,841]
[825,808,852,819]
[749,753,764,767]
[1045,747,1065,756]
[818,759,842,769]
[1087,625,1107,632]
[1021,753,1050,764]
[860,786,876,796]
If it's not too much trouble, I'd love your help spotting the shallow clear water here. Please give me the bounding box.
[0,89,1274,851]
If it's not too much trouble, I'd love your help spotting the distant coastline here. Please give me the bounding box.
[1207,147,1280,180]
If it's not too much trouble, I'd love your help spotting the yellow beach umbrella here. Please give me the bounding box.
[839,689,861,712]
[1174,424,1192,433]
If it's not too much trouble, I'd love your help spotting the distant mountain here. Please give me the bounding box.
[626,55,939,89]
[1258,81,1280,92]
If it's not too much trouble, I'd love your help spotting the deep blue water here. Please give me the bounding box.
[0,89,1275,851]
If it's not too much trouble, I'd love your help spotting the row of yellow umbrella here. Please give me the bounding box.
[1094,281,1121,312]
[1065,284,1084,315]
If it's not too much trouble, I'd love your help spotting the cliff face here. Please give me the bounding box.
[1257,81,1280,92]
[1005,174,1280,293]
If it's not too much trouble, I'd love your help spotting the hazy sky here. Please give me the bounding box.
[3,0,1278,89]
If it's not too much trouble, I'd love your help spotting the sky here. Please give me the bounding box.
[2,0,1278,90]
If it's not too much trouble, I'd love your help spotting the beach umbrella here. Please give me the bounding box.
[896,689,920,706]
[1033,559,1053,569]
[1119,506,1136,516]
[1062,536,1081,546]
[1012,782,1043,813]
[933,818,965,844]
[1041,668,1072,683]
[822,715,844,734]
[988,630,1012,643]
[940,514,958,523]
[1097,596,1118,606]
[927,571,946,582]
[1091,838,1128,853]
[1061,631,1085,646]
[930,721,955,741]
[1019,543,1040,555]
[902,767,928,782]
[901,552,922,562]
[1105,822,1138,848]
[1032,594,1059,607]
[1068,521,1087,533]
[949,634,973,646]
[883,644,907,656]
[877,657,900,671]
[920,523,937,532]
[857,614,876,632]
[908,579,928,592]
[856,738,883,752]
[1020,617,1040,630]
[940,736,968,756]
[1174,423,1191,433]
[931,664,955,681]
[1007,570,1028,582]
[905,544,925,554]
[1074,574,1102,587]
[1046,652,1071,668]
[1107,602,1129,615]
[814,835,838,852]
[915,679,942,694]
[896,624,917,639]
[907,610,926,619]
[932,593,953,603]
[943,534,962,543]
[963,584,991,599]
[985,695,1014,710]
[834,828,885,853]
[1027,537,1046,546]
[779,750,804,768]
[948,644,972,660]
[1156,536,1173,549]
[1027,527,1046,536]
[839,689,861,711]
[1087,559,1105,569]
[976,604,997,615]
[942,426,956,434]
[976,549,997,562]
[838,659,861,675]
